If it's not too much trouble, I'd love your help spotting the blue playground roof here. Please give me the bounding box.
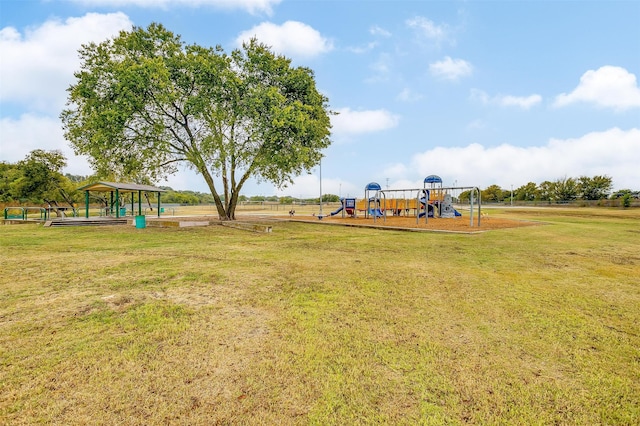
[365,182,381,191]
[424,175,442,184]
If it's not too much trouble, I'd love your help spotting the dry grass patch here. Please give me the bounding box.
[1,208,639,424]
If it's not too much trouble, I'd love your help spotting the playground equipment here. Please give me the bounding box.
[354,177,482,227]
[311,176,482,227]
[363,182,383,219]
[417,176,462,219]
[440,193,461,218]
[328,198,356,218]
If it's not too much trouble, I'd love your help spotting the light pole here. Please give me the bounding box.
[453,180,457,203]
[319,156,323,216]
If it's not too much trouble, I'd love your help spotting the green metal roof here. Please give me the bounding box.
[77,181,167,193]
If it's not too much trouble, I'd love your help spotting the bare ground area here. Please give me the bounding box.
[271,213,542,233]
[148,213,541,232]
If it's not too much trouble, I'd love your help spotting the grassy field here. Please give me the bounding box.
[1,207,638,425]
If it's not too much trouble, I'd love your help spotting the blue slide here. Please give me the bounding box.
[317,205,343,219]
[329,206,344,216]
[418,203,435,218]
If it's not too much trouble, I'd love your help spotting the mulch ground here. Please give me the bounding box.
[151,213,542,233]
[274,214,542,233]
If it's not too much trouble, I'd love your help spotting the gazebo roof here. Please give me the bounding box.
[78,181,167,193]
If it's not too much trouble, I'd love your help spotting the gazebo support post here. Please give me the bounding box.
[85,191,89,218]
[115,189,120,218]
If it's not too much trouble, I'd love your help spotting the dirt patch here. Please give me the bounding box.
[279,214,541,233]
[147,213,540,233]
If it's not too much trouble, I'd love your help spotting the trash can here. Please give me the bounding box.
[135,215,146,229]
[160,207,165,213]
[120,207,127,216]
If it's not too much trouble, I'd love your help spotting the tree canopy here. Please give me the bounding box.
[456,175,618,204]
[0,150,78,205]
[61,23,333,220]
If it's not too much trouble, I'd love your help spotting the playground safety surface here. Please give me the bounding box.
[278,214,541,233]
[132,214,541,233]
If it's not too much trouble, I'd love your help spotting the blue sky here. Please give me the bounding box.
[1,0,639,198]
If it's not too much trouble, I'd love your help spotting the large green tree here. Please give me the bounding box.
[482,184,504,203]
[61,23,332,220]
[9,150,66,202]
[0,150,82,214]
[577,175,613,200]
[514,182,538,201]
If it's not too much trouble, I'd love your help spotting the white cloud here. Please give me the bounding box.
[331,108,400,136]
[410,127,640,191]
[469,89,490,104]
[235,21,333,59]
[273,173,360,199]
[386,178,424,191]
[70,0,281,15]
[347,42,378,54]
[396,88,424,102]
[554,66,640,111]
[159,166,209,192]
[365,52,393,82]
[467,119,486,130]
[499,94,542,109]
[346,25,389,54]
[370,25,391,38]
[471,89,542,109]
[429,56,472,81]
[0,114,93,176]
[382,163,409,179]
[0,13,133,113]
[406,16,450,46]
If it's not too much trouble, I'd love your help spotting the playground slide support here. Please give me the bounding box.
[417,189,429,225]
[373,192,387,224]
[470,189,474,227]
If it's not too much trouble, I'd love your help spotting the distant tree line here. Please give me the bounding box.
[459,175,637,206]
[1,150,214,208]
[159,189,215,205]
[241,194,340,204]
[1,150,340,208]
[3,151,636,209]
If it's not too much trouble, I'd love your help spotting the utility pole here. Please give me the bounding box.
[319,157,323,215]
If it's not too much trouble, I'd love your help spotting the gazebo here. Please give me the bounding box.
[77,181,167,219]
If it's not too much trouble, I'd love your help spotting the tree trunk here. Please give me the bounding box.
[227,189,240,220]
[58,189,76,213]
[44,199,65,218]
[199,165,232,220]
